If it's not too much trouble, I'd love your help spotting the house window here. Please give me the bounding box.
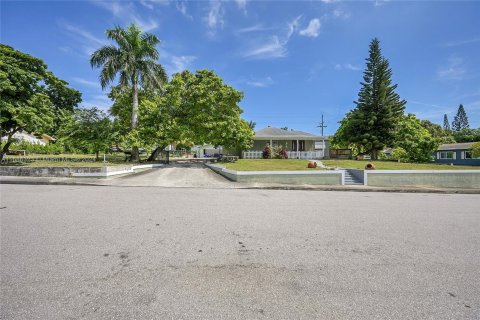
[291,140,306,151]
[299,140,305,151]
[462,151,480,159]
[438,151,455,159]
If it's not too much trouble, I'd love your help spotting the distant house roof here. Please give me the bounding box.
[254,127,325,140]
[437,142,475,151]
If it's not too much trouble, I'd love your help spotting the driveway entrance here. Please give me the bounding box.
[109,161,235,188]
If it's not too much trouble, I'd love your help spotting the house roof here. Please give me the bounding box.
[254,127,326,140]
[437,142,475,151]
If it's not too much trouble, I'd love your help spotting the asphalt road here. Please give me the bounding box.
[1,184,479,319]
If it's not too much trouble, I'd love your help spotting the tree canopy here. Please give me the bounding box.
[0,44,81,160]
[451,104,469,131]
[90,23,167,161]
[108,69,254,158]
[334,38,406,159]
[394,114,439,162]
[60,107,115,160]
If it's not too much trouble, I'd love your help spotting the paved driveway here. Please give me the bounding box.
[109,162,235,188]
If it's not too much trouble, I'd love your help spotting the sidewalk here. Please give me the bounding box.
[1,175,479,194]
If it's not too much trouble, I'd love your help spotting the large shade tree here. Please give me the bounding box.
[90,23,167,161]
[0,44,81,161]
[335,38,406,159]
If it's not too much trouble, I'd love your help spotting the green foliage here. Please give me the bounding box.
[394,114,439,162]
[471,142,480,158]
[0,44,81,160]
[452,104,469,131]
[262,145,272,159]
[60,107,115,160]
[452,128,480,143]
[8,141,64,155]
[390,147,409,162]
[90,23,167,161]
[336,38,406,159]
[165,70,254,152]
[420,119,455,144]
[108,70,254,156]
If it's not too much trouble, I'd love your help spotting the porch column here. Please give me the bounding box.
[296,139,299,159]
[270,139,273,158]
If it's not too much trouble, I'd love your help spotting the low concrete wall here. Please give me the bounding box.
[0,164,163,178]
[207,163,343,185]
[365,170,480,189]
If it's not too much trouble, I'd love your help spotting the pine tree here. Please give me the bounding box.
[443,114,451,131]
[451,104,469,131]
[341,38,406,159]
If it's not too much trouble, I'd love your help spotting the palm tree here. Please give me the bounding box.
[90,23,167,161]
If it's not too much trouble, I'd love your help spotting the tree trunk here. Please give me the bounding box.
[95,150,99,162]
[0,129,18,162]
[370,149,378,160]
[147,147,161,162]
[130,81,140,162]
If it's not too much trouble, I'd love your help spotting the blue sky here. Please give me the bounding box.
[2,0,480,135]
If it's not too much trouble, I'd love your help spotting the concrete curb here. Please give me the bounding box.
[1,176,479,194]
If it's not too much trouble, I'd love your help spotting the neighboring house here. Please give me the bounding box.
[243,126,329,159]
[190,144,223,158]
[434,142,480,166]
[1,131,55,146]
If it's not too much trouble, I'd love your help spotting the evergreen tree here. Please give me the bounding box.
[451,104,469,131]
[443,114,451,131]
[339,38,406,159]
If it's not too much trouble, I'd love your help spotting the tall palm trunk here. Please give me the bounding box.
[131,82,140,162]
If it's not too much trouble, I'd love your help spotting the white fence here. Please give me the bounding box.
[243,150,325,159]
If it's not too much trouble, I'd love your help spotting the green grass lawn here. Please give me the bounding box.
[222,159,480,171]
[322,159,480,170]
[223,159,326,171]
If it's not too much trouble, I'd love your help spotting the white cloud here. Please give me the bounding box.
[242,16,301,59]
[335,63,361,71]
[168,55,197,75]
[443,37,480,47]
[204,0,224,36]
[60,22,108,55]
[299,19,321,38]
[92,1,158,31]
[437,57,466,80]
[332,8,351,19]
[246,76,275,88]
[72,77,100,88]
[235,0,248,11]
[243,36,286,59]
[236,24,270,34]
[140,0,169,9]
[286,15,302,39]
[159,48,197,76]
[176,1,192,19]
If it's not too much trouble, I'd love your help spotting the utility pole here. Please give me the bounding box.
[317,114,327,136]
[317,114,327,158]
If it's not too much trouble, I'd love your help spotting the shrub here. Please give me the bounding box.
[12,141,64,155]
[279,147,288,159]
[262,145,272,159]
[391,147,409,162]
